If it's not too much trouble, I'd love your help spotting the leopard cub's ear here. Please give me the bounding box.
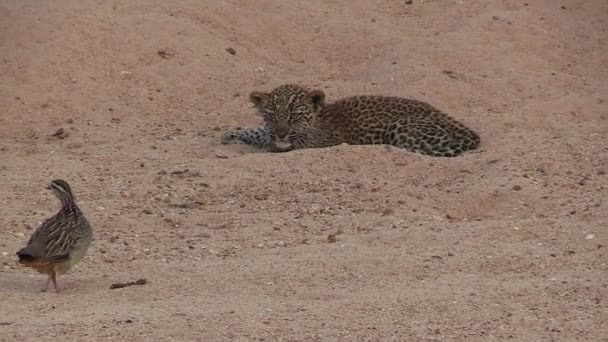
[249,91,270,109]
[307,90,325,109]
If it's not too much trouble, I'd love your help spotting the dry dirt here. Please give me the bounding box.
[1,0,607,341]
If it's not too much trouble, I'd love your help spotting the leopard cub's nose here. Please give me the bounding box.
[274,119,290,139]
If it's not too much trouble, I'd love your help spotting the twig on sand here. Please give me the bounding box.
[110,278,147,289]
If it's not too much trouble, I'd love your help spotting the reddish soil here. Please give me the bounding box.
[1,0,607,340]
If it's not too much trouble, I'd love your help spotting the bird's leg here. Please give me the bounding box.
[50,270,62,292]
[41,275,51,292]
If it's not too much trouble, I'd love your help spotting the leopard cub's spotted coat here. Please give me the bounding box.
[221,84,480,157]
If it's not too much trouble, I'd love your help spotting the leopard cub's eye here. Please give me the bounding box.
[289,112,303,121]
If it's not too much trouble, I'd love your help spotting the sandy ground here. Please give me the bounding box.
[1,0,607,340]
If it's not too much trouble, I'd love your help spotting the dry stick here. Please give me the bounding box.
[110,278,147,289]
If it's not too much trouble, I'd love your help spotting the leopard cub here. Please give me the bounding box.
[221,84,480,157]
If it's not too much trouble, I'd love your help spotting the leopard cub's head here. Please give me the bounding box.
[250,84,325,151]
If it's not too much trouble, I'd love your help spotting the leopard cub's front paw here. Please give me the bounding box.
[221,130,242,145]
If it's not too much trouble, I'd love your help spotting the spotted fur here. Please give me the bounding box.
[221,84,480,157]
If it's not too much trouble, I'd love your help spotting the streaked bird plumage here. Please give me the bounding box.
[16,179,93,292]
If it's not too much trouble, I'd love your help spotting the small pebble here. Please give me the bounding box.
[225,47,236,55]
[585,234,595,240]
[157,48,176,59]
[51,128,69,139]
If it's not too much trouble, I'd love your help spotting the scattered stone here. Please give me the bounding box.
[327,229,343,243]
[66,142,83,149]
[157,48,176,59]
[142,209,153,214]
[381,208,394,216]
[404,0,413,4]
[585,234,595,240]
[512,185,522,191]
[225,47,236,55]
[442,70,458,79]
[51,128,69,139]
[170,202,199,209]
[214,151,228,158]
[254,193,269,200]
[446,214,457,221]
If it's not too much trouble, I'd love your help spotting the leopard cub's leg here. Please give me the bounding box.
[221,126,271,148]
